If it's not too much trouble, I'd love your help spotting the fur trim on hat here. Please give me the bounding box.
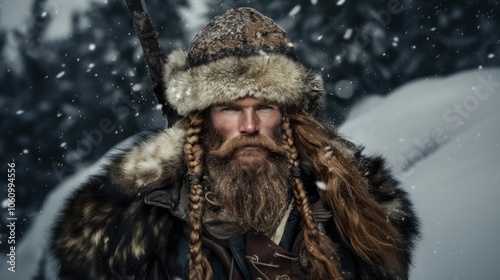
[163,49,326,116]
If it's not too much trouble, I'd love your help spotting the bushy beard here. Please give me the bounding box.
[203,129,293,237]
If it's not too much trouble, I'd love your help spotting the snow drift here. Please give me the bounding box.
[340,67,500,280]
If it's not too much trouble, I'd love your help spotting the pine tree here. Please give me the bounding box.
[0,0,188,248]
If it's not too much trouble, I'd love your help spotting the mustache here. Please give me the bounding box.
[208,135,288,159]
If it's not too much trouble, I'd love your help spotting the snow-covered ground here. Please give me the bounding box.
[340,67,500,279]
[1,67,499,279]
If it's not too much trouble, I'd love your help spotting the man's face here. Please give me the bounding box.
[204,97,290,236]
[209,97,283,159]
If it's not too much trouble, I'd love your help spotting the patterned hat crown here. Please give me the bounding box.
[163,7,326,116]
[186,7,297,68]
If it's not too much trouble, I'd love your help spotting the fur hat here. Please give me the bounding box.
[163,7,326,116]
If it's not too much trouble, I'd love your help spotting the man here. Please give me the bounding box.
[51,7,419,280]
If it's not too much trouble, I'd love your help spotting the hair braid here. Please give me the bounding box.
[282,116,343,279]
[285,110,407,278]
[184,112,212,280]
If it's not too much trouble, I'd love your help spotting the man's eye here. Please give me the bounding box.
[221,107,238,111]
[257,105,274,110]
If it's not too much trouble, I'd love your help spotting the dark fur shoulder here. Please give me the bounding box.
[50,127,188,279]
[353,147,420,278]
[50,173,182,279]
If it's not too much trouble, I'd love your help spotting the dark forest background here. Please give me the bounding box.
[1,0,499,247]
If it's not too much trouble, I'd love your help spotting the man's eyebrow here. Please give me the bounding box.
[214,103,237,107]
[213,101,278,107]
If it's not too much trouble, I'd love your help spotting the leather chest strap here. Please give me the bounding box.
[245,235,308,280]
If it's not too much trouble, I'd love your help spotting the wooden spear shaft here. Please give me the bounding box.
[124,0,179,127]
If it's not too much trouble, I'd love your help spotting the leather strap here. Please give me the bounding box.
[245,235,308,280]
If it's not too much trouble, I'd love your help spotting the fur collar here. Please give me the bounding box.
[108,125,186,194]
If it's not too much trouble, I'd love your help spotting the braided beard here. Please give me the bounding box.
[203,130,292,237]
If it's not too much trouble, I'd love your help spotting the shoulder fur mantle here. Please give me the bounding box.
[51,126,419,279]
[107,124,187,193]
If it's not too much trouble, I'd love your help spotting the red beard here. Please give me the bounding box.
[203,131,292,237]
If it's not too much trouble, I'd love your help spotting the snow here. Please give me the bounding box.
[336,0,347,6]
[178,0,209,41]
[316,181,327,190]
[0,2,32,30]
[289,5,302,17]
[0,136,139,280]
[2,68,499,279]
[55,71,65,79]
[0,0,93,39]
[340,67,500,279]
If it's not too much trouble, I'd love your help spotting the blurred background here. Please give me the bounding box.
[0,0,499,279]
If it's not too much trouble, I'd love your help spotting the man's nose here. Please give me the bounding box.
[240,110,259,134]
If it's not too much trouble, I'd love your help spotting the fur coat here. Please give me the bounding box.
[50,125,420,280]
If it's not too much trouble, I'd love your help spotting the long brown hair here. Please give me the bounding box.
[183,108,405,279]
[284,108,406,278]
[281,115,343,279]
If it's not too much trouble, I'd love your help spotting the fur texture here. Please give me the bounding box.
[51,128,419,279]
[163,50,326,116]
[185,7,297,67]
[352,149,419,279]
[108,125,186,193]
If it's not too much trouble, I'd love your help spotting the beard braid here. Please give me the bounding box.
[203,129,293,237]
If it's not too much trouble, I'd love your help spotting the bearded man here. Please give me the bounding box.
[51,7,419,280]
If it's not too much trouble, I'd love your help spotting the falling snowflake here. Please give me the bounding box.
[289,5,301,17]
[56,71,66,79]
[343,28,353,40]
[315,181,327,190]
[132,84,143,92]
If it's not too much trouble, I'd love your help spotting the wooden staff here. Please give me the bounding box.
[125,0,180,127]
